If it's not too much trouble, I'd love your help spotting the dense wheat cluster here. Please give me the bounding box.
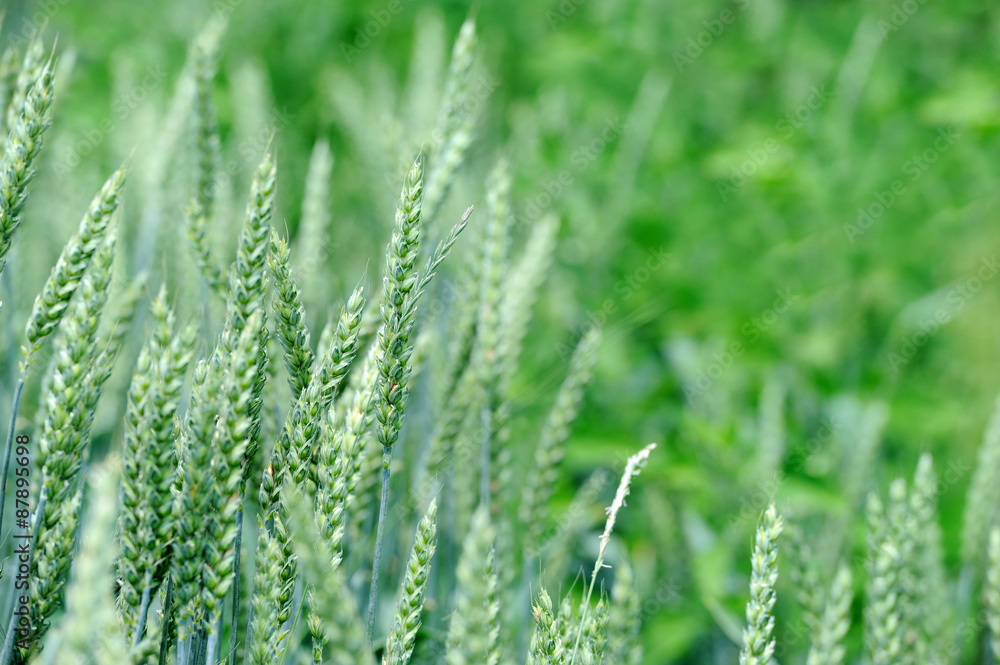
[1,5,1000,665]
[0,17,658,665]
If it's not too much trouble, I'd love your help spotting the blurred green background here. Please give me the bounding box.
[4,0,1000,662]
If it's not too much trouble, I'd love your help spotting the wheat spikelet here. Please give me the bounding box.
[424,19,478,223]
[806,561,853,665]
[0,48,53,281]
[268,227,314,398]
[51,461,128,665]
[445,506,500,665]
[24,164,125,359]
[384,499,438,665]
[738,502,784,665]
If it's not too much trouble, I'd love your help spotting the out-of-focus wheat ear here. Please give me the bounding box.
[268,227,314,399]
[105,268,148,350]
[183,17,226,295]
[2,38,43,138]
[384,500,438,665]
[0,49,53,281]
[910,454,949,656]
[528,588,563,665]
[738,503,784,665]
[475,157,512,507]
[24,164,126,360]
[184,198,225,294]
[806,561,853,665]
[192,17,224,216]
[885,478,921,664]
[963,392,1000,568]
[285,486,374,665]
[865,491,902,665]
[987,528,1000,664]
[498,212,557,396]
[297,138,333,315]
[519,327,601,544]
[0,45,22,146]
[51,460,128,665]
[445,506,500,665]
[607,556,643,665]
[424,18,478,223]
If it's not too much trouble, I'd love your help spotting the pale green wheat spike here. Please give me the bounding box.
[963,391,1000,566]
[246,516,291,665]
[520,327,601,544]
[184,199,225,293]
[987,527,1000,665]
[476,157,512,505]
[105,268,148,350]
[118,290,198,646]
[258,283,366,516]
[284,486,374,665]
[579,598,609,665]
[374,157,424,461]
[529,588,565,665]
[785,526,824,632]
[0,51,53,280]
[24,164,126,360]
[2,38,44,140]
[117,307,161,641]
[171,358,225,657]
[51,461,128,665]
[497,213,557,397]
[268,227,314,399]
[607,557,643,665]
[738,502,784,665]
[202,313,264,645]
[184,17,227,293]
[297,138,334,313]
[445,506,500,665]
[806,561,853,665]
[424,18,478,223]
[885,479,920,665]
[909,454,949,657]
[227,151,276,505]
[384,500,438,665]
[865,492,902,665]
[0,45,22,148]
[369,157,427,639]
[315,350,378,562]
[12,233,119,661]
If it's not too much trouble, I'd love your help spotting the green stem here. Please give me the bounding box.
[134,581,153,648]
[159,578,174,665]
[366,463,391,648]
